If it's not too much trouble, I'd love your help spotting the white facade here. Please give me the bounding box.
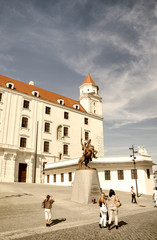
[44,155,155,195]
[0,75,104,183]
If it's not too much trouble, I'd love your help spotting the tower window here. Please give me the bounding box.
[0,93,2,102]
[84,118,88,125]
[21,117,28,128]
[69,172,72,182]
[20,137,27,148]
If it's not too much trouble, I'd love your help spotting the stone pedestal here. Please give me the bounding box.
[71,169,101,204]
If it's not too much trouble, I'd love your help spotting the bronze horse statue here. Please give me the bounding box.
[78,139,97,169]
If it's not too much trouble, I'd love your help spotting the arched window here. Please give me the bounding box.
[57,125,62,140]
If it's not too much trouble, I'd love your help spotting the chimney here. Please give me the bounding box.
[29,81,34,86]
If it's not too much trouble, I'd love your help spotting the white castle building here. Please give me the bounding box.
[0,74,104,183]
[0,74,155,194]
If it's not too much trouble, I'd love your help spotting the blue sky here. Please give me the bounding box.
[0,0,157,163]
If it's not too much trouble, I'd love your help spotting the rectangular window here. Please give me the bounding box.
[47,175,49,183]
[146,169,150,179]
[69,172,72,182]
[54,174,56,183]
[105,170,111,180]
[59,153,62,160]
[20,138,27,148]
[84,118,88,125]
[0,93,2,101]
[23,100,29,109]
[118,170,124,180]
[44,141,49,153]
[45,122,50,132]
[131,169,138,179]
[64,112,69,119]
[64,127,68,136]
[85,131,89,141]
[63,144,68,155]
[45,106,51,114]
[61,173,64,182]
[43,162,47,171]
[21,117,28,128]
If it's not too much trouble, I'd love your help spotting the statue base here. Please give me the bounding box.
[71,169,101,204]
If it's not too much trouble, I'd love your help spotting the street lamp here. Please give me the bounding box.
[129,145,138,197]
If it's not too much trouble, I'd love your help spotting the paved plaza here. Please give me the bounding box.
[0,183,156,240]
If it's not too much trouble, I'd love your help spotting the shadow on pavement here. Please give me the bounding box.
[0,193,33,199]
[50,218,66,226]
[110,220,127,230]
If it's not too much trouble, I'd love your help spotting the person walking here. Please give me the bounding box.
[108,189,119,230]
[42,195,55,227]
[153,187,157,207]
[98,192,107,228]
[130,186,137,203]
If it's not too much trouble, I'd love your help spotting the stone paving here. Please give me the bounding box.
[19,209,157,240]
[0,183,156,240]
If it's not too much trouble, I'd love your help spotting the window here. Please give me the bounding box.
[57,125,62,140]
[47,175,49,183]
[57,99,64,105]
[43,162,47,171]
[45,106,51,114]
[94,110,96,114]
[59,153,62,160]
[0,93,2,101]
[64,127,68,136]
[23,100,29,109]
[21,117,28,128]
[61,173,64,182]
[54,174,56,183]
[32,90,39,97]
[20,137,27,148]
[118,170,124,180]
[64,112,69,119]
[146,169,150,179]
[63,144,68,155]
[85,131,89,141]
[84,118,88,125]
[73,104,79,110]
[131,169,138,179]
[6,82,14,89]
[45,122,50,133]
[69,172,72,182]
[44,141,49,153]
[105,170,111,180]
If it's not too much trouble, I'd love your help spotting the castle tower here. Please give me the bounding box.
[79,75,103,116]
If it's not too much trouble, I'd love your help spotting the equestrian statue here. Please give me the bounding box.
[78,138,98,169]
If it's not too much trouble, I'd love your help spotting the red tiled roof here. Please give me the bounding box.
[82,74,96,85]
[0,75,86,113]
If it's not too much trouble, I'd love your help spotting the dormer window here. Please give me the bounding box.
[73,104,79,110]
[6,82,14,89]
[57,99,64,105]
[32,90,39,97]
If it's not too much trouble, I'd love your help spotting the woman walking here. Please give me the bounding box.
[98,192,107,228]
[108,189,119,230]
[42,195,55,227]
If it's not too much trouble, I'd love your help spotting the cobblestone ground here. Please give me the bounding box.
[19,209,157,240]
